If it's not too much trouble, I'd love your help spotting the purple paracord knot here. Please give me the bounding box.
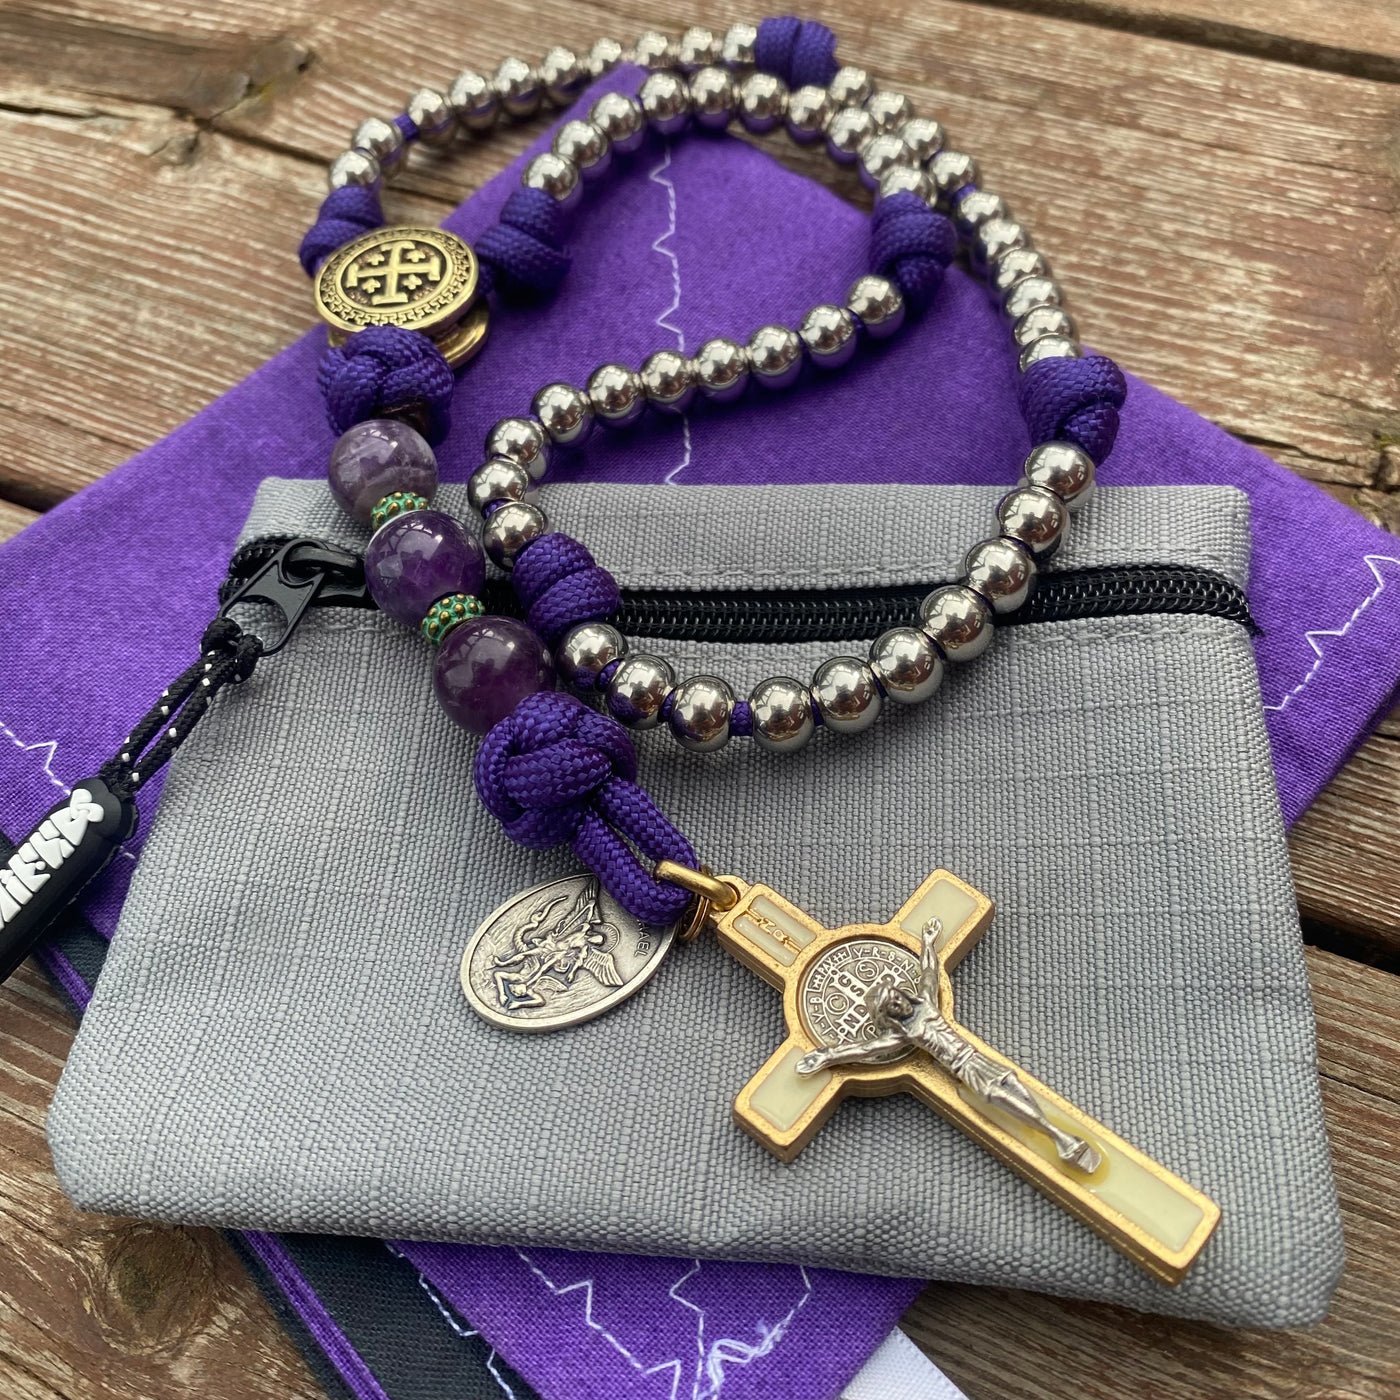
[870,193,957,313]
[512,532,622,649]
[755,16,840,89]
[1018,355,1129,465]
[298,186,385,277]
[474,186,574,299]
[474,691,697,924]
[317,324,455,444]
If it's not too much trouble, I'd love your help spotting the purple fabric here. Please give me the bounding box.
[1,62,1397,1400]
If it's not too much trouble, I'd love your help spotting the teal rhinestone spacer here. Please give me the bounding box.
[371,491,428,532]
[421,592,485,646]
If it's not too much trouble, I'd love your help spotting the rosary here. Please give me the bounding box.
[2,17,1217,1284]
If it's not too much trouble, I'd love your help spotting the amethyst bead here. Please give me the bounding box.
[327,418,438,523]
[434,615,556,737]
[364,509,486,629]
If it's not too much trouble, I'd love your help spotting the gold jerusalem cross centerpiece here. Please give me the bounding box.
[313,225,489,368]
[710,869,1220,1285]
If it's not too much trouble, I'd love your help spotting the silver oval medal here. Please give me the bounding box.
[461,873,678,1032]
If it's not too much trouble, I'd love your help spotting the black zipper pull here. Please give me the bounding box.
[220,537,366,652]
[0,537,362,986]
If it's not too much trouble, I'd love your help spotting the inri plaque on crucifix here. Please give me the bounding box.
[686,866,1220,1286]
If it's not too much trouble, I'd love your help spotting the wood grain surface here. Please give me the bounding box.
[0,2,1396,1398]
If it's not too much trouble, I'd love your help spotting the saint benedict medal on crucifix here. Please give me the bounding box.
[656,863,1221,1286]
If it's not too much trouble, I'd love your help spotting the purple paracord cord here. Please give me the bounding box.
[298,15,1129,923]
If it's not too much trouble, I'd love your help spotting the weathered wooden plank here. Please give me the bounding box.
[973,0,1400,80]
[1290,733,1400,958]
[0,963,321,1400]
[904,945,1400,1399]
[0,502,40,544]
[0,0,1398,504]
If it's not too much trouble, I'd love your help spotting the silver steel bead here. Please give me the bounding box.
[669,675,734,752]
[1022,441,1095,508]
[738,72,788,134]
[929,150,978,205]
[606,655,675,730]
[553,119,611,180]
[467,456,530,514]
[1014,305,1076,348]
[870,627,945,705]
[590,92,646,155]
[486,417,550,481]
[878,165,933,203]
[825,106,876,165]
[846,274,905,340]
[750,677,815,753]
[639,349,696,414]
[406,88,455,145]
[350,117,404,174]
[494,57,541,119]
[557,622,627,689]
[1003,275,1063,321]
[522,152,581,209]
[858,133,913,191]
[748,325,803,390]
[964,537,1036,614]
[688,66,736,131]
[952,190,1009,240]
[799,304,858,369]
[1008,273,1058,320]
[587,363,647,427]
[539,46,587,107]
[865,90,914,132]
[693,337,750,402]
[811,657,882,734]
[919,585,994,661]
[899,117,944,165]
[483,501,549,569]
[532,382,594,446]
[997,485,1069,559]
[974,218,1032,272]
[587,38,625,78]
[633,30,676,69]
[721,22,758,68]
[1019,336,1082,372]
[990,247,1050,298]
[678,25,721,69]
[449,70,500,132]
[640,70,691,135]
[785,85,833,144]
[328,149,380,191]
[828,66,874,108]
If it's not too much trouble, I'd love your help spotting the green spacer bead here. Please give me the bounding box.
[420,592,485,646]
[371,491,428,532]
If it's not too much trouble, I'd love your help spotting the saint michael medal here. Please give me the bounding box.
[461,873,677,1032]
[655,863,1221,1287]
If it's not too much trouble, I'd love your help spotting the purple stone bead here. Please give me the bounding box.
[434,615,556,737]
[364,510,486,629]
[327,418,438,522]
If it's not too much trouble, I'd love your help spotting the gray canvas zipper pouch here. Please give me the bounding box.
[47,479,1341,1328]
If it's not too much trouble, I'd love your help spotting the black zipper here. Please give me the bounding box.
[225,538,1257,639]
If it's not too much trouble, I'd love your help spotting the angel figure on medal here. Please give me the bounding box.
[489,882,624,1011]
[796,917,1102,1173]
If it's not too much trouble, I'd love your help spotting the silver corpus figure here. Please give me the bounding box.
[796,919,1103,1173]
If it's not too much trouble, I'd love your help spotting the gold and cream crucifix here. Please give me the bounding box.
[660,864,1220,1285]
